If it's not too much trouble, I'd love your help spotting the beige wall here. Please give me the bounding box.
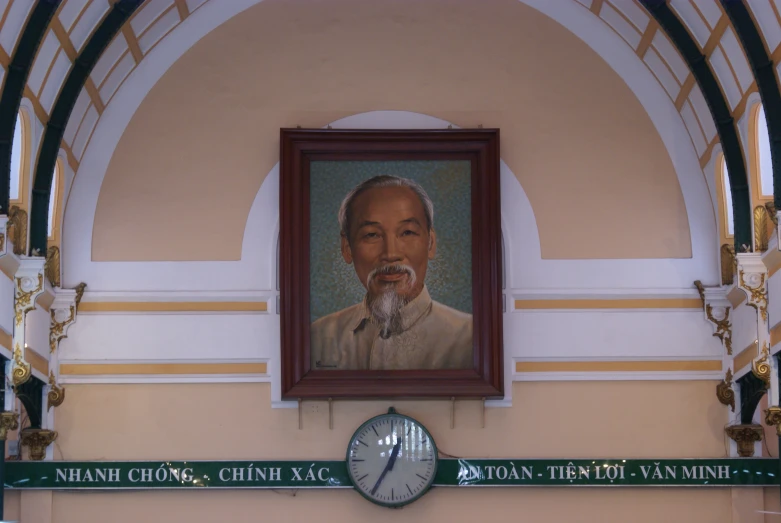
[6,380,749,523]
[90,0,692,262]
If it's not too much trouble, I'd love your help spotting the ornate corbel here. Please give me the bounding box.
[12,259,46,389]
[15,272,43,328]
[693,281,732,355]
[47,372,64,411]
[49,283,86,353]
[7,205,27,256]
[738,268,768,324]
[20,428,57,461]
[725,424,764,457]
[752,342,772,386]
[0,412,19,440]
[765,406,781,436]
[12,343,30,387]
[716,368,735,411]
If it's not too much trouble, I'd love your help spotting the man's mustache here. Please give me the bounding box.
[366,264,417,289]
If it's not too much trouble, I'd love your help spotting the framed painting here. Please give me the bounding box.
[279,128,503,399]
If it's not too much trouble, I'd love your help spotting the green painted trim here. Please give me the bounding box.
[0,1,58,214]
[721,0,781,211]
[3,459,778,489]
[28,0,143,257]
[641,0,752,251]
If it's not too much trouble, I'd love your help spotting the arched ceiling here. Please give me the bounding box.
[0,0,780,265]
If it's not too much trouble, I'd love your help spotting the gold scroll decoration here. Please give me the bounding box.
[765,407,781,437]
[752,342,771,386]
[47,372,64,410]
[739,269,768,323]
[706,304,732,355]
[716,368,735,412]
[0,412,18,440]
[49,282,87,353]
[14,273,43,327]
[12,343,30,387]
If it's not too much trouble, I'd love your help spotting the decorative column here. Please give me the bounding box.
[724,254,772,457]
[42,283,86,459]
[11,258,57,461]
[11,258,45,388]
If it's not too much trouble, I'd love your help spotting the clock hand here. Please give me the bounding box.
[370,437,403,495]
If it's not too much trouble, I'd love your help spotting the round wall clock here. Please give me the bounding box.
[346,407,438,508]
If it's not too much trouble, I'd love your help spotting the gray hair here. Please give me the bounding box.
[338,175,435,240]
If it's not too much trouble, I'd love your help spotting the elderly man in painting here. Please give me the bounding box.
[310,175,473,371]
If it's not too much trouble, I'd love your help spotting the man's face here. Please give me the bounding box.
[341,186,436,302]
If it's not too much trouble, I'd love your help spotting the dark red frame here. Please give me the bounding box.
[279,128,503,399]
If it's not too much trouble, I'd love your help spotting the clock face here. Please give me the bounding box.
[346,410,438,508]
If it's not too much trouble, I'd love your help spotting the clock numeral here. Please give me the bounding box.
[407,483,413,495]
[391,488,394,500]
[357,439,369,447]
[416,473,428,481]
[357,474,368,482]
[372,426,379,437]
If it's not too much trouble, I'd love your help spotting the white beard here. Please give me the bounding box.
[366,264,417,338]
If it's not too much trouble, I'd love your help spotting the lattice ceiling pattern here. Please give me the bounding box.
[0,0,779,212]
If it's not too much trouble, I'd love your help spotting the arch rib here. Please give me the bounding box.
[0,1,58,214]
[28,0,143,257]
[720,1,781,213]
[641,0,752,251]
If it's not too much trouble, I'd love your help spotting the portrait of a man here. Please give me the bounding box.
[310,174,473,371]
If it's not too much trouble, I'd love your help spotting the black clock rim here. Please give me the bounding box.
[345,410,439,509]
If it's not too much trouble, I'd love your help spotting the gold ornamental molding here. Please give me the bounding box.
[754,205,771,252]
[752,342,772,386]
[693,281,732,355]
[514,360,720,373]
[765,407,781,437]
[50,283,86,353]
[738,269,768,324]
[20,429,57,461]
[512,298,701,310]
[725,425,764,457]
[14,272,43,327]
[59,362,269,376]
[7,205,27,256]
[0,412,19,440]
[78,301,268,313]
[716,369,735,412]
[47,372,64,411]
[12,344,30,387]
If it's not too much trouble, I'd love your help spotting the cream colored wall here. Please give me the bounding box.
[19,380,740,523]
[90,0,692,262]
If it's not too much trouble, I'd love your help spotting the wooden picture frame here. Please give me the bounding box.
[279,128,503,399]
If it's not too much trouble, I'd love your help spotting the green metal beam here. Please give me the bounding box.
[0,1,58,214]
[28,0,142,257]
[720,0,781,212]
[641,0,753,251]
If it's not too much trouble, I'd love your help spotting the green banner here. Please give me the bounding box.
[3,459,779,490]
